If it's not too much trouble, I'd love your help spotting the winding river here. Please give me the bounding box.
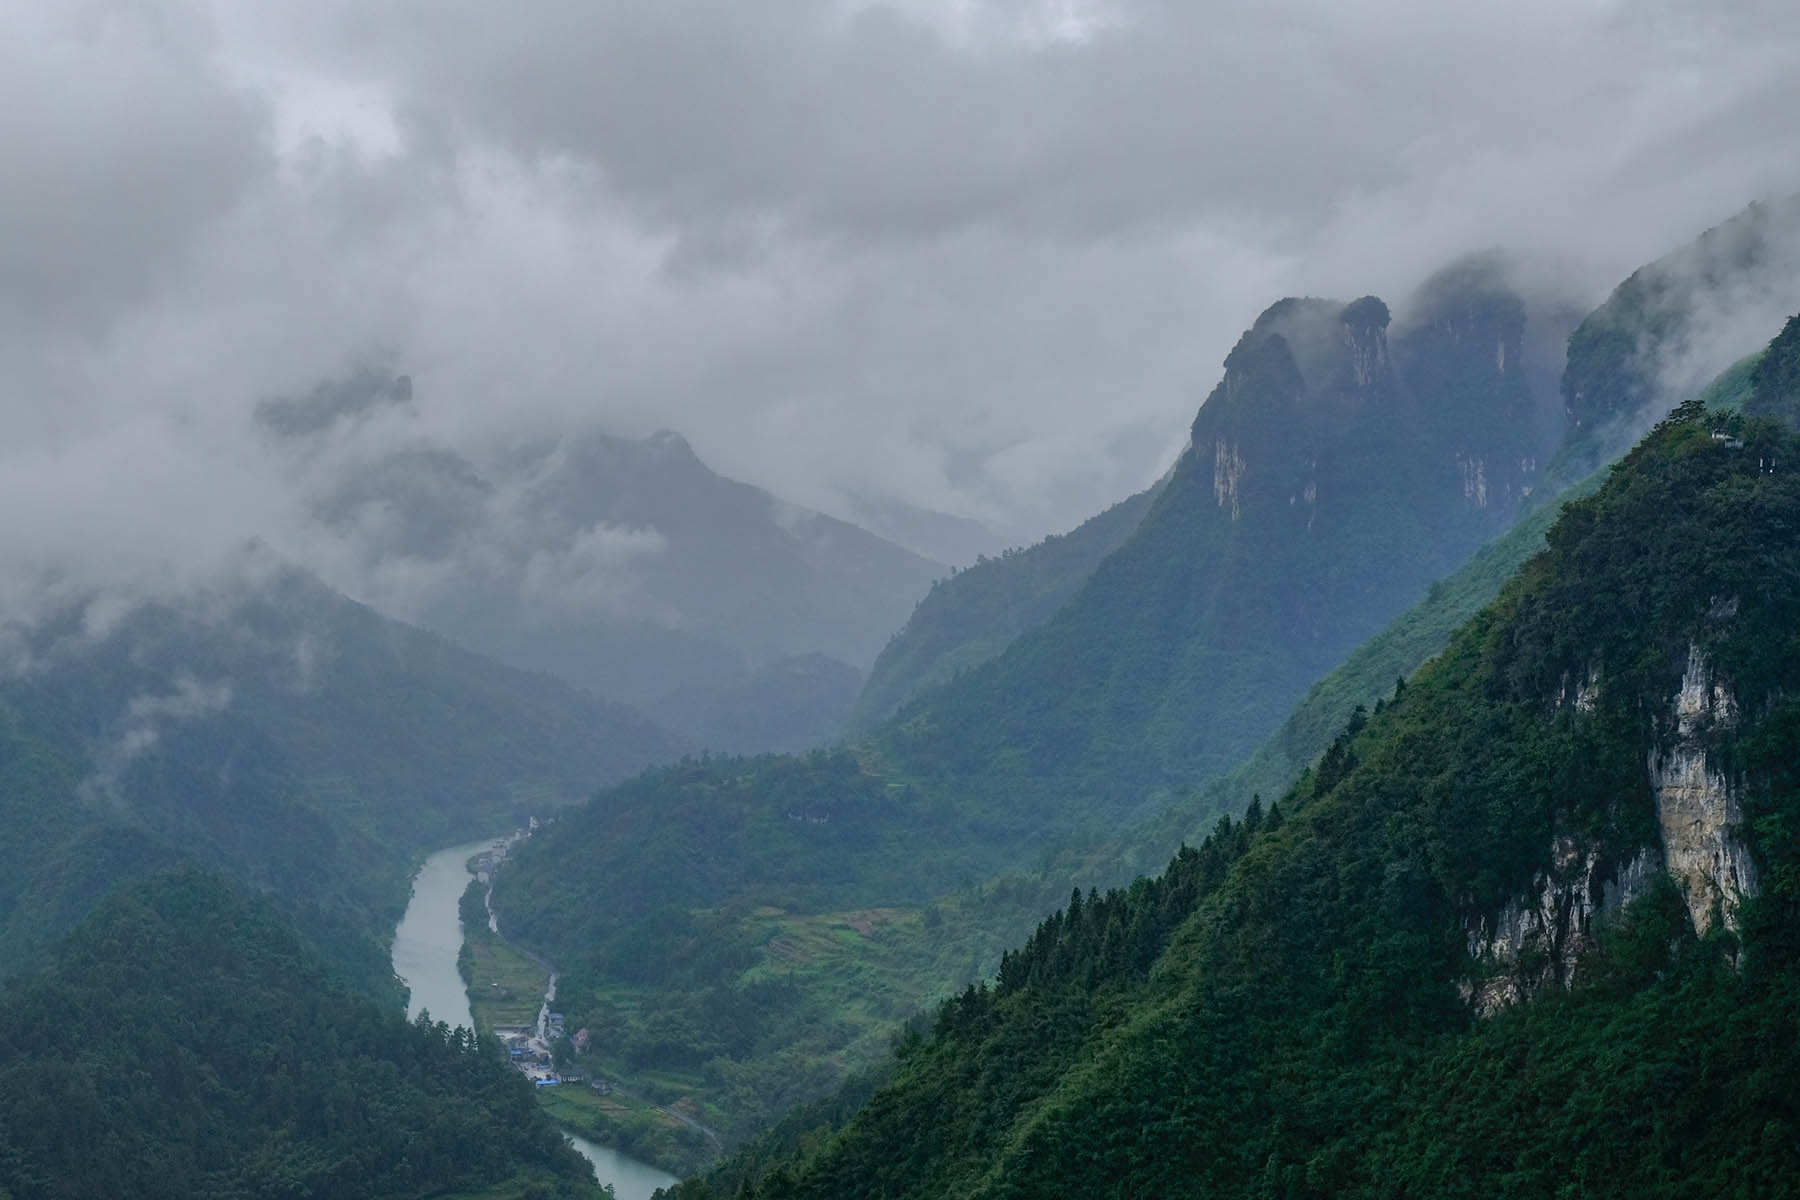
[393,840,679,1200]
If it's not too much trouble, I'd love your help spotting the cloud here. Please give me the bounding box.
[2,0,1799,634]
[81,672,235,805]
[518,523,669,624]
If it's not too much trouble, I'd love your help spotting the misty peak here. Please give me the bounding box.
[648,429,697,460]
[256,368,415,439]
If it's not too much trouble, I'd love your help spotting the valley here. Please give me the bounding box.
[392,837,680,1197]
[5,13,1800,1196]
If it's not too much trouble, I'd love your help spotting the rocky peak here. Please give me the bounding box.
[1339,296,1392,389]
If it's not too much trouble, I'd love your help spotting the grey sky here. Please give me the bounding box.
[4,0,1800,627]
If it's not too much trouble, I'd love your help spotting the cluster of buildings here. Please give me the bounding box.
[493,1019,612,1093]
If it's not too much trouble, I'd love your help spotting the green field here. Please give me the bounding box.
[541,895,1038,1152]
[539,1085,716,1180]
[463,928,551,1030]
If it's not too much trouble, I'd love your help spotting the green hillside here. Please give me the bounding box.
[0,566,684,992]
[1132,465,1606,863]
[670,391,1800,1200]
[1552,194,1800,485]
[851,481,1161,729]
[0,871,601,1200]
[1746,314,1800,425]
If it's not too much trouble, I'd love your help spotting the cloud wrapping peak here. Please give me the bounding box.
[3,0,1800,633]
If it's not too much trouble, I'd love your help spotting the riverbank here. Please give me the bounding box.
[393,839,680,1198]
[460,903,716,1180]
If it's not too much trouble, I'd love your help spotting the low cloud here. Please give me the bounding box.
[82,673,236,806]
[2,0,1799,633]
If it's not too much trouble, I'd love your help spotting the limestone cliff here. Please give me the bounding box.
[1464,640,1761,1013]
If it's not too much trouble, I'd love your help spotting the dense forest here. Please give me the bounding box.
[664,385,1800,1198]
[0,566,682,994]
[0,872,601,1200]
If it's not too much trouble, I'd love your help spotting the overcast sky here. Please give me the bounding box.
[5,0,1800,624]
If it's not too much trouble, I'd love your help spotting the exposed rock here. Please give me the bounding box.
[1650,643,1757,935]
[1465,644,1761,1014]
[1600,848,1660,913]
[1554,660,1600,712]
[1457,454,1489,508]
[1342,315,1391,387]
[1213,439,1245,521]
[1462,835,1608,1017]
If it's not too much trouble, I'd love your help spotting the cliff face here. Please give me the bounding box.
[1464,637,1763,1014]
[1652,642,1760,936]
[1197,274,1550,559]
[1461,590,1771,1014]
[871,272,1564,823]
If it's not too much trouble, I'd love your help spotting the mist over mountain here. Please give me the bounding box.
[670,334,1800,1200]
[482,255,1591,1147]
[8,3,1800,1196]
[874,260,1564,811]
[1554,195,1800,483]
[0,560,681,990]
[257,374,943,746]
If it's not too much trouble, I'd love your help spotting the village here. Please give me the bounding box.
[491,1012,615,1094]
[467,835,619,1097]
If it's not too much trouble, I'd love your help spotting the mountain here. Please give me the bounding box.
[851,480,1162,729]
[1746,314,1800,425]
[870,266,1560,824]
[643,653,864,756]
[0,563,682,989]
[0,871,601,1199]
[840,492,1011,570]
[270,386,945,751]
[669,388,1800,1200]
[1553,194,1800,484]
[484,262,1573,1144]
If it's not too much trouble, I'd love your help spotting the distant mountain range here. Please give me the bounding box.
[7,195,1798,1198]
[485,202,1800,1166]
[264,386,946,752]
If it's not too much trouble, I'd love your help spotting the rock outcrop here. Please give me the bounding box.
[1651,643,1759,935]
[1464,642,1760,1013]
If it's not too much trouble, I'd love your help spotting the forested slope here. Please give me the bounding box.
[0,871,602,1200]
[852,481,1161,729]
[669,390,1800,1199]
[0,564,683,990]
[1552,194,1800,484]
[872,276,1556,817]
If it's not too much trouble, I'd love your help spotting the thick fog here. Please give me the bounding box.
[6,0,1800,634]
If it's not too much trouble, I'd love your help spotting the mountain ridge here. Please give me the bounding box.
[667,387,1800,1200]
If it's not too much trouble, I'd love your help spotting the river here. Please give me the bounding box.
[393,839,679,1200]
